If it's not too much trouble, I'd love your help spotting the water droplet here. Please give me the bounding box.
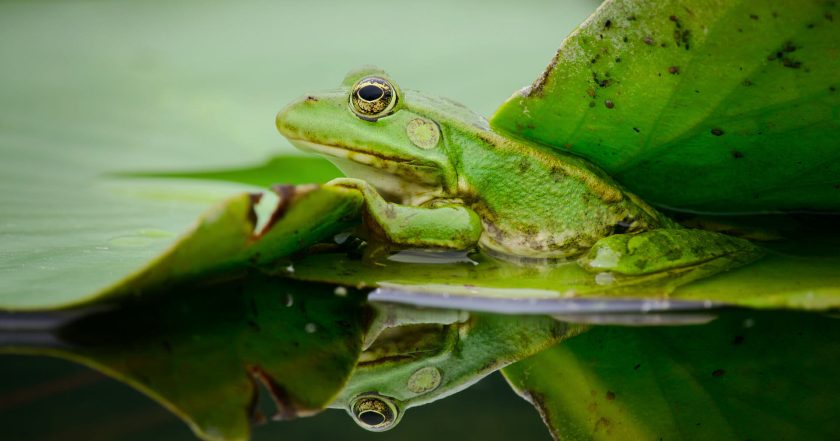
[284,293,294,307]
[334,286,348,297]
[285,264,295,273]
[742,318,755,328]
[304,323,317,333]
[334,232,351,244]
[595,272,616,285]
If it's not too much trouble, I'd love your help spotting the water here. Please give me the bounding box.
[1,274,839,441]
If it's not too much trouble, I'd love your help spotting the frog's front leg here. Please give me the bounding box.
[579,228,764,276]
[328,178,482,249]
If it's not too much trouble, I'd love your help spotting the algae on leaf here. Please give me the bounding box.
[492,0,840,213]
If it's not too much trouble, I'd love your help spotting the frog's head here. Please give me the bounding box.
[324,303,573,432]
[276,66,488,202]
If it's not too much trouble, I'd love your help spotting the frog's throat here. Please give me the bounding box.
[288,139,446,201]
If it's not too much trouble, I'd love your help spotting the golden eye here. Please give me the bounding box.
[350,77,398,121]
[349,394,399,431]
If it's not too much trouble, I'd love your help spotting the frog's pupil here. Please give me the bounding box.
[358,85,384,102]
[359,410,386,426]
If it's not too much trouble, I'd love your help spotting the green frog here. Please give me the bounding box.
[276,67,759,275]
[327,303,582,431]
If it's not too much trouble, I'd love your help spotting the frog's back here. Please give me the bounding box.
[458,131,668,258]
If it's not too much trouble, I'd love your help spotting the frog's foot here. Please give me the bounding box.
[325,178,482,250]
[579,229,764,276]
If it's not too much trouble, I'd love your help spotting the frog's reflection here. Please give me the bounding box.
[331,303,580,431]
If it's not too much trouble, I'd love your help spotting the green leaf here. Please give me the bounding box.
[117,155,341,189]
[286,216,840,311]
[0,184,362,311]
[2,277,369,441]
[502,310,840,440]
[491,0,840,213]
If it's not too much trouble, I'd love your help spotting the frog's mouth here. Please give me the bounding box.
[287,139,445,201]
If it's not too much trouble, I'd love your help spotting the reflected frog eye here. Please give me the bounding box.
[349,393,400,431]
[350,77,398,121]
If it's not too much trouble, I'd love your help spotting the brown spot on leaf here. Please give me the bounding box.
[711,128,725,136]
[643,36,654,45]
[712,369,726,378]
[248,193,263,229]
[668,66,680,74]
[606,391,616,401]
[255,185,298,238]
[248,365,299,420]
[604,100,615,109]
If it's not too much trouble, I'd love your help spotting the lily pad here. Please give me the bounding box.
[491,0,840,213]
[285,215,840,312]
[0,183,362,311]
[1,277,369,441]
[502,309,840,440]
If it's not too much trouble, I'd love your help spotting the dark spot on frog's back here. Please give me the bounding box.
[518,159,531,173]
[732,150,745,159]
[666,247,683,261]
[383,204,396,219]
[711,128,724,136]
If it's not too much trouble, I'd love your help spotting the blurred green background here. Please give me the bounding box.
[0,0,598,171]
[0,0,598,439]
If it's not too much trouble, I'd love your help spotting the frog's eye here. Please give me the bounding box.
[350,77,398,121]
[349,393,400,431]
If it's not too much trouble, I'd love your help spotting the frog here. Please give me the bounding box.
[275,66,762,276]
[327,302,583,431]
